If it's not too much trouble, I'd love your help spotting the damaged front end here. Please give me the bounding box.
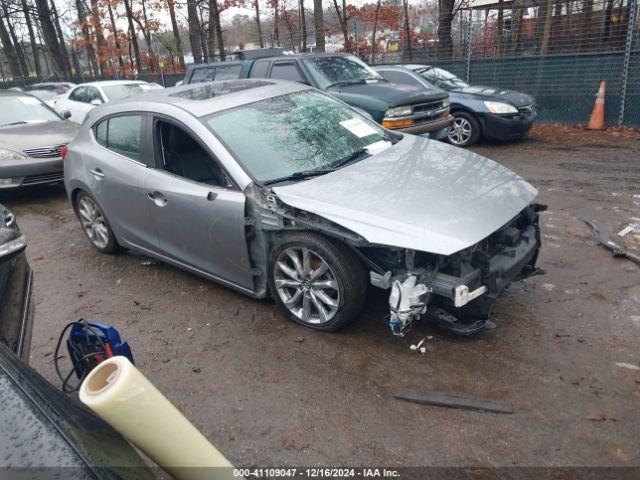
[369,203,546,336]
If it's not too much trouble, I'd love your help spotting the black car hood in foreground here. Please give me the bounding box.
[452,85,534,107]
[328,80,447,108]
[0,120,79,152]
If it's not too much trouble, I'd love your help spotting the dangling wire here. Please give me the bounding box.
[53,318,110,394]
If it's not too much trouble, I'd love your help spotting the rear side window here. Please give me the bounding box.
[190,68,216,83]
[69,87,86,102]
[249,60,270,78]
[95,120,107,147]
[94,115,142,162]
[215,65,242,80]
[270,63,304,83]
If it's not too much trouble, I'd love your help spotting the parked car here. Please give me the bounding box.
[24,81,76,94]
[65,80,542,334]
[183,54,454,140]
[374,65,537,147]
[0,203,33,360]
[55,80,149,123]
[24,88,59,108]
[0,90,79,189]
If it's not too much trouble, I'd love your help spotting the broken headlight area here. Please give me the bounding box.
[368,203,546,337]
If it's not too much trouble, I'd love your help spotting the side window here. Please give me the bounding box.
[69,87,86,102]
[190,68,216,84]
[155,119,226,187]
[215,65,242,80]
[105,115,142,161]
[270,62,305,83]
[85,87,103,103]
[249,60,270,78]
[380,71,424,88]
[95,120,107,147]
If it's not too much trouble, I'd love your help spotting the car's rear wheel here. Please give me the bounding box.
[267,232,367,331]
[75,192,118,253]
[448,111,480,147]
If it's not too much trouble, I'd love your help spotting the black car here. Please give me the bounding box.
[0,204,153,475]
[374,64,537,147]
[184,53,454,140]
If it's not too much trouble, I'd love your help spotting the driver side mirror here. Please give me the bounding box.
[90,99,103,106]
[61,110,71,119]
[0,228,27,264]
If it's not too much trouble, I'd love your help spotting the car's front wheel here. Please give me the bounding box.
[75,191,119,253]
[267,232,367,331]
[447,111,480,147]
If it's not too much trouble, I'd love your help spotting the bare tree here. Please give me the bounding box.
[122,0,142,73]
[167,0,185,68]
[313,0,323,51]
[0,16,22,78]
[255,0,264,47]
[20,0,41,77]
[370,0,381,62]
[331,0,350,52]
[187,0,203,62]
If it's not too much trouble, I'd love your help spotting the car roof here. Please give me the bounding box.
[0,89,35,98]
[75,80,147,87]
[89,79,310,121]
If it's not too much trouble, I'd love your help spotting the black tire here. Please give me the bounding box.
[447,111,481,147]
[74,191,119,254]
[267,232,367,332]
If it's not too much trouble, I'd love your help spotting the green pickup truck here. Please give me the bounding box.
[183,53,453,140]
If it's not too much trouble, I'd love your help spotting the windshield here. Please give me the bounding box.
[303,56,384,89]
[0,96,60,127]
[205,91,391,183]
[27,90,58,102]
[418,67,469,91]
[102,83,144,101]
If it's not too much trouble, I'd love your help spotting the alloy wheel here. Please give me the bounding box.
[448,117,473,146]
[77,196,110,249]
[274,247,340,324]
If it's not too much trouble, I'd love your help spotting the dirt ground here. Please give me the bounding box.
[3,124,640,470]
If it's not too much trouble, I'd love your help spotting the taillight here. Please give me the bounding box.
[60,145,69,159]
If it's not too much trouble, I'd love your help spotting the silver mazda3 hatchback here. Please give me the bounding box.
[64,80,543,336]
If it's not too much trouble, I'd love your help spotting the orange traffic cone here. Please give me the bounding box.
[587,80,606,130]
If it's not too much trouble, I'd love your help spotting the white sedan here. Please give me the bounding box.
[55,80,149,124]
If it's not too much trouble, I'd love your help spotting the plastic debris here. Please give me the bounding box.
[615,362,640,371]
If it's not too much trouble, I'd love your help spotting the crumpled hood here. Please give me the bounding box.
[273,135,537,256]
[452,85,534,107]
[0,120,79,152]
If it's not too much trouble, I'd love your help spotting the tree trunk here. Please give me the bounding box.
[0,17,22,78]
[187,0,203,62]
[132,0,158,71]
[538,0,554,55]
[34,0,67,77]
[299,0,307,51]
[106,0,124,70]
[167,0,185,68]
[122,0,142,73]
[332,0,349,52]
[579,0,593,51]
[312,0,323,51]
[509,0,524,55]
[370,0,381,62]
[211,0,225,60]
[90,0,109,74]
[437,0,454,58]
[21,0,41,77]
[198,5,209,61]
[402,0,412,61]
[49,0,71,75]
[75,0,99,77]
[255,0,264,48]
[274,0,280,47]
[496,0,504,54]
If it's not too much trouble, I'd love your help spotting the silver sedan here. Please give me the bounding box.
[64,80,542,336]
[0,90,78,189]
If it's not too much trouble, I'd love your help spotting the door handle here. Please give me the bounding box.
[90,168,104,179]
[207,191,217,201]
[147,191,168,207]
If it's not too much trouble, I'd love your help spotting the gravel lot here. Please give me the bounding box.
[3,125,640,469]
